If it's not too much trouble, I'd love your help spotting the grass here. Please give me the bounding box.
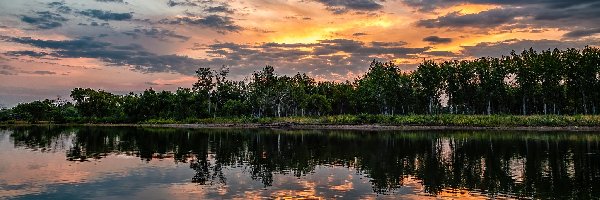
[4,114,600,127]
[147,114,600,127]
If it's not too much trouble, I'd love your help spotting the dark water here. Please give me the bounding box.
[0,126,599,199]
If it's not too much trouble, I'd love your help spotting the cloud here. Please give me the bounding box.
[460,38,600,58]
[20,11,68,29]
[564,28,600,38]
[191,39,430,78]
[412,1,600,33]
[205,5,234,14]
[4,51,51,58]
[401,0,597,12]
[159,15,242,33]
[352,32,368,37]
[144,81,159,85]
[47,2,72,13]
[422,36,452,44]
[2,36,203,74]
[0,64,56,76]
[0,65,17,75]
[314,0,383,14]
[123,28,190,41]
[30,70,56,75]
[416,8,523,29]
[423,51,458,57]
[167,0,201,7]
[96,0,126,3]
[78,9,133,21]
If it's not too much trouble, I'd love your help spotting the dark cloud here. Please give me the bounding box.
[192,39,430,78]
[422,36,453,44]
[159,15,242,33]
[0,64,56,76]
[123,28,190,41]
[314,0,383,14]
[0,65,17,75]
[5,51,51,58]
[205,5,234,14]
[412,1,600,33]
[249,28,276,34]
[167,0,200,7]
[352,32,368,36]
[460,38,600,58]
[564,28,600,38]
[78,9,133,21]
[401,0,597,12]
[6,36,109,49]
[30,70,56,75]
[1,36,203,74]
[423,51,458,57]
[20,11,68,29]
[96,0,126,3]
[77,21,110,26]
[47,2,72,13]
[144,81,159,85]
[416,8,522,28]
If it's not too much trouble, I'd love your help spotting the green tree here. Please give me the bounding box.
[414,60,443,114]
[70,88,120,118]
[12,99,54,122]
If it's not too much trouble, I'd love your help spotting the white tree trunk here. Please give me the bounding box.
[487,100,491,115]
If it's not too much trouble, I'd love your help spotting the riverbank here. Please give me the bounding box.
[5,122,600,132]
[3,115,600,131]
[119,123,600,132]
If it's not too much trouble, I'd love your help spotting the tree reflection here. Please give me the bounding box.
[6,126,600,198]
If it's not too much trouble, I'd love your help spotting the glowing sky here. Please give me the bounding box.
[1,0,599,106]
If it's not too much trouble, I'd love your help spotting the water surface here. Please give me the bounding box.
[1,126,599,199]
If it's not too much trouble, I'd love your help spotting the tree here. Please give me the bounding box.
[414,60,443,114]
[12,99,54,122]
[511,49,538,115]
[70,88,120,118]
[305,94,331,116]
[474,57,508,115]
[194,67,215,116]
[356,60,404,115]
[249,66,278,117]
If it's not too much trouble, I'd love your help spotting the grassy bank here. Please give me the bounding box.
[3,114,600,127]
[187,115,600,127]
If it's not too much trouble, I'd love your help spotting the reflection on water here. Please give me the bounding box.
[1,126,600,199]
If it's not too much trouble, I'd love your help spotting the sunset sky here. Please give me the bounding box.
[1,0,599,106]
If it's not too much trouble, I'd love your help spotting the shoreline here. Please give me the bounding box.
[4,123,600,132]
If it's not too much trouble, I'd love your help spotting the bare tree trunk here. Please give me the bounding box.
[428,97,433,114]
[487,100,491,115]
[277,103,281,117]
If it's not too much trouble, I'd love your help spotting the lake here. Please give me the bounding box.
[0,126,599,199]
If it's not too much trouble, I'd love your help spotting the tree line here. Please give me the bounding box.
[1,46,599,123]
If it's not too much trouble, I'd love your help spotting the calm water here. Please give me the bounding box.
[0,126,599,199]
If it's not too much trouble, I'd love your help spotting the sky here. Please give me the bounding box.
[0,0,599,107]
